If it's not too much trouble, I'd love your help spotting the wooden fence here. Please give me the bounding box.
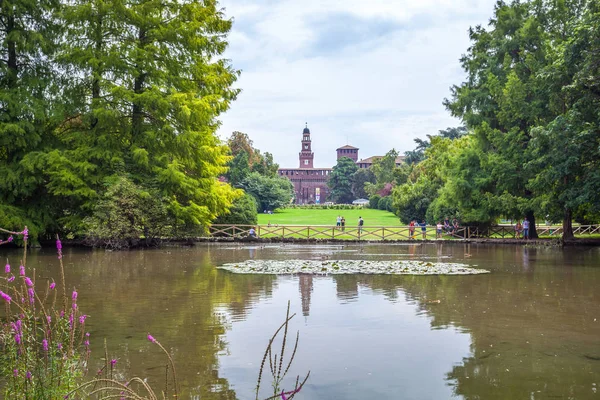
[208,224,600,240]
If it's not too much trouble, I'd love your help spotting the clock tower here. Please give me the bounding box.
[299,123,314,168]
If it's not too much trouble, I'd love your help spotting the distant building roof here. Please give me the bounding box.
[357,155,405,164]
[336,145,359,150]
[352,199,370,205]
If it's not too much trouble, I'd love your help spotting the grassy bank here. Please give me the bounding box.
[257,208,401,226]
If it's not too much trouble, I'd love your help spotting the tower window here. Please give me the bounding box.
[304,160,309,165]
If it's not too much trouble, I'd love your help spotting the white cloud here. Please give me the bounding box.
[217,0,497,167]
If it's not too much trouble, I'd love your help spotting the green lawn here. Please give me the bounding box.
[257,208,401,226]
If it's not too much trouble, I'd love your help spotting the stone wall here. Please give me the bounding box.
[278,168,332,204]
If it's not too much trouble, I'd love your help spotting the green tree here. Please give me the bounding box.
[352,168,376,199]
[328,157,358,203]
[239,172,293,212]
[213,192,258,225]
[0,0,61,235]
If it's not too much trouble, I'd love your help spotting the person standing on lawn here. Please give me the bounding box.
[420,220,427,239]
[523,218,530,240]
[358,216,364,234]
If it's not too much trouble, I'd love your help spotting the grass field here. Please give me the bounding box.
[257,208,401,226]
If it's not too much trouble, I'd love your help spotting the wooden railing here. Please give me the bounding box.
[208,224,600,240]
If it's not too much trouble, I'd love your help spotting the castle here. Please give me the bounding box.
[278,124,404,204]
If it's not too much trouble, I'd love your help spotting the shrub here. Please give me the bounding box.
[214,193,258,225]
[369,195,381,209]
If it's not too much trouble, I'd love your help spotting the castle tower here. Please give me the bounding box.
[336,145,359,162]
[299,123,314,168]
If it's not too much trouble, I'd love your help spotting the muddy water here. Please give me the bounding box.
[2,243,599,399]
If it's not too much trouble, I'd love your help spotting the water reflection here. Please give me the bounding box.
[1,243,598,399]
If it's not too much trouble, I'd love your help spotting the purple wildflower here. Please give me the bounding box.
[19,265,25,276]
[110,359,117,367]
[69,313,73,327]
[147,334,156,343]
[28,288,35,304]
[57,343,62,350]
[4,262,9,274]
[72,303,77,310]
[15,334,21,344]
[22,227,28,241]
[79,315,87,324]
[0,290,11,304]
[15,320,22,331]
[42,339,48,351]
[7,235,13,242]
[72,290,77,301]
[24,277,33,287]
[84,340,90,347]
[47,315,52,324]
[7,275,15,282]
[85,332,90,337]
[13,369,18,377]
[49,282,56,290]
[26,371,31,380]
[60,310,65,318]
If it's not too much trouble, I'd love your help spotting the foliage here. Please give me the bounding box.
[239,172,294,212]
[328,157,358,203]
[365,149,401,196]
[377,196,395,212]
[369,195,381,209]
[214,192,258,225]
[0,0,241,239]
[404,127,467,165]
[352,168,376,199]
[226,131,279,185]
[83,177,175,248]
[1,231,89,398]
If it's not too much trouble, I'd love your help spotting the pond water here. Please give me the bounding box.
[2,243,600,399]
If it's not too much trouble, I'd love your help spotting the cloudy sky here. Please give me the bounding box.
[216,0,497,168]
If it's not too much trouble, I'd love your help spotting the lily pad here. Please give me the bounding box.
[217,259,489,275]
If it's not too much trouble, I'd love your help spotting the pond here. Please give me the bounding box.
[2,243,599,399]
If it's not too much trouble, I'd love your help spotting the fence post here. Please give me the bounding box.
[282,226,285,239]
[467,226,470,239]
[258,225,261,237]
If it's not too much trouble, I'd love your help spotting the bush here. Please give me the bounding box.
[369,195,381,209]
[214,193,258,225]
[378,196,395,212]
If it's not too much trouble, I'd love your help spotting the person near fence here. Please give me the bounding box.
[436,221,443,239]
[336,215,341,230]
[249,227,257,238]
[341,217,346,232]
[514,221,522,239]
[523,218,530,239]
[444,218,451,233]
[420,220,427,239]
[409,220,415,239]
[358,216,364,233]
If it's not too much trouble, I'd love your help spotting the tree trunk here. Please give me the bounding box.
[131,28,147,137]
[7,13,17,88]
[526,210,538,239]
[562,207,574,241]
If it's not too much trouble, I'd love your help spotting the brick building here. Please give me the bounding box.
[278,124,332,204]
[278,124,404,204]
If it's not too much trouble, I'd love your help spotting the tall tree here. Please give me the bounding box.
[328,157,358,203]
[0,0,61,234]
[352,168,376,199]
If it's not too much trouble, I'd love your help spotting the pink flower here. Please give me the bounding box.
[49,282,56,290]
[27,288,35,304]
[56,239,62,259]
[24,277,33,287]
[19,265,25,276]
[84,340,90,347]
[7,235,13,242]
[4,262,9,274]
[42,339,48,351]
[72,290,77,301]
[79,315,87,324]
[14,334,21,344]
[22,227,28,241]
[26,371,31,379]
[57,343,62,350]
[0,290,11,304]
[72,303,77,310]
[13,369,18,377]
[7,275,15,282]
[85,332,90,337]
[47,315,52,324]
[147,334,156,343]
[110,359,117,367]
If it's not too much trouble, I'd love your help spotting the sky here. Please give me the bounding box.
[216,0,498,168]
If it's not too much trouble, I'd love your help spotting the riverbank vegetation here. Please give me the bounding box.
[360,1,600,241]
[0,0,242,243]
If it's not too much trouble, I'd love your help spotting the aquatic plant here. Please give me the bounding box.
[0,228,89,398]
[256,301,310,400]
[1,228,308,399]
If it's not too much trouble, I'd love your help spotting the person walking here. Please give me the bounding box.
[420,220,427,239]
[522,217,530,240]
[341,216,346,232]
[336,215,341,230]
[358,216,364,234]
[515,220,522,239]
[409,220,415,240]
